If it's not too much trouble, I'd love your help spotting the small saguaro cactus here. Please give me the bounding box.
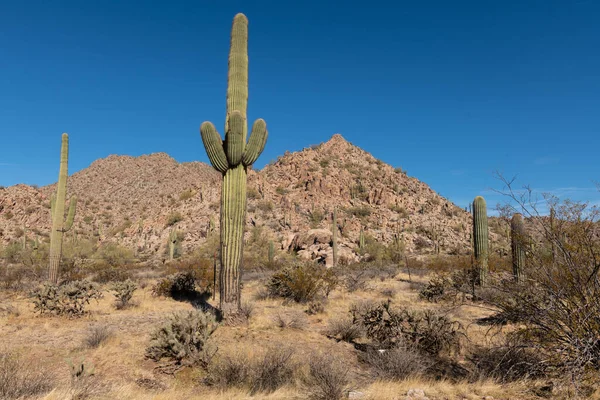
[169,229,177,261]
[200,13,268,317]
[48,133,77,284]
[359,227,365,251]
[472,196,488,286]
[268,240,274,264]
[332,209,338,267]
[511,213,526,282]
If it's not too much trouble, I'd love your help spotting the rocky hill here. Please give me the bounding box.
[0,134,504,265]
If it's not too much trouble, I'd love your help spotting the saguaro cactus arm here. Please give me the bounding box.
[201,122,229,173]
[242,119,268,166]
[63,196,77,232]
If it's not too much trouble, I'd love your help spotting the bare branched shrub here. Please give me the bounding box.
[359,346,432,381]
[273,311,307,330]
[305,300,326,315]
[468,339,546,383]
[325,317,364,343]
[491,177,600,382]
[32,280,103,317]
[83,324,112,348]
[303,352,349,400]
[250,347,296,394]
[240,301,254,320]
[208,352,251,389]
[146,310,218,371]
[0,350,54,399]
[111,279,137,309]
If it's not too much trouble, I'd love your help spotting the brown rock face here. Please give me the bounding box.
[0,135,500,263]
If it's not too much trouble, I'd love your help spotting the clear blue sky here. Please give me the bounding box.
[1,0,599,213]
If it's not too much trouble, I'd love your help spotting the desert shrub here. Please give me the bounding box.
[164,257,215,292]
[308,209,324,228]
[179,188,195,201]
[32,280,103,317]
[266,262,337,303]
[83,324,112,348]
[146,310,218,370]
[165,211,183,227]
[152,271,198,300]
[325,317,364,343]
[111,279,137,309]
[94,243,134,267]
[0,350,54,399]
[351,300,464,355]
[482,187,600,384]
[347,206,371,218]
[305,300,326,315]
[359,346,432,381]
[273,311,307,330]
[250,347,296,394]
[303,352,349,400]
[419,274,450,302]
[469,340,546,383]
[92,264,132,283]
[240,301,254,320]
[342,269,368,292]
[208,352,251,389]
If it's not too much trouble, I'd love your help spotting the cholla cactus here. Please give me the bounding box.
[146,310,219,369]
[111,279,138,309]
[48,133,77,284]
[200,14,268,317]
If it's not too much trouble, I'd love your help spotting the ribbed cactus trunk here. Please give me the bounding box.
[200,13,268,318]
[169,229,177,261]
[511,213,526,282]
[332,209,337,267]
[48,133,77,284]
[268,240,274,264]
[472,196,489,286]
[359,228,365,251]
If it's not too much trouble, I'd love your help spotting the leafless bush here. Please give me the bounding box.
[240,301,254,320]
[208,352,251,389]
[273,311,307,330]
[303,352,349,400]
[468,340,546,383]
[325,317,364,343]
[250,347,296,394]
[359,346,432,381]
[83,324,112,348]
[0,350,54,399]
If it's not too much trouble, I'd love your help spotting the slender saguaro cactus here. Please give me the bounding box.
[268,240,274,264]
[200,13,268,317]
[169,229,177,261]
[472,196,488,286]
[511,213,526,282]
[332,209,338,267]
[359,228,365,251]
[48,133,77,284]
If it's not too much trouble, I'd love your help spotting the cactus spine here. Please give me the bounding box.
[472,196,488,286]
[200,13,268,317]
[332,209,338,267]
[48,133,77,284]
[511,213,526,282]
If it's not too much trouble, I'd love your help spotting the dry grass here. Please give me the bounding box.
[0,261,587,399]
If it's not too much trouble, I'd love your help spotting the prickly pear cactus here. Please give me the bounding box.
[48,133,77,284]
[200,13,268,317]
[472,196,488,286]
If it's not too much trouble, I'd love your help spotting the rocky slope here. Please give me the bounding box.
[0,134,504,265]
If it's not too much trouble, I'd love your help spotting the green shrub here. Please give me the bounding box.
[165,211,183,227]
[266,262,337,303]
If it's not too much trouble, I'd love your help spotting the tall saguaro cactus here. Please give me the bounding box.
[48,133,77,284]
[472,196,488,286]
[511,213,526,282]
[200,13,268,317]
[332,209,338,267]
